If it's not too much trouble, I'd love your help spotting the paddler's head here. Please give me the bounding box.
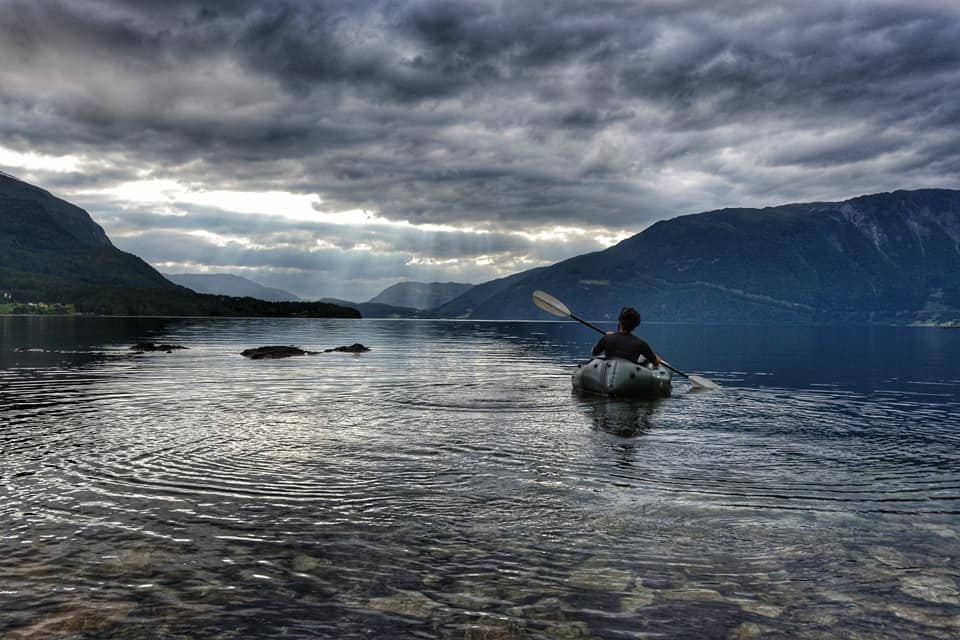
[617,307,641,333]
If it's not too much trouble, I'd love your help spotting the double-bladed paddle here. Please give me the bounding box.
[532,289,720,390]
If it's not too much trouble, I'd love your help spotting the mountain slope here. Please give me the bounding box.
[0,175,176,290]
[368,281,473,309]
[165,273,301,302]
[0,170,111,247]
[0,173,358,317]
[434,189,960,323]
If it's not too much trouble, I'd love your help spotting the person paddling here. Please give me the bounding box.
[591,307,661,367]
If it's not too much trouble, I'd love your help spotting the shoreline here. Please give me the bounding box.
[3,314,960,327]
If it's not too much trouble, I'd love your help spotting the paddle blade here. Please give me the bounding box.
[532,290,571,318]
[661,359,721,390]
[688,374,721,390]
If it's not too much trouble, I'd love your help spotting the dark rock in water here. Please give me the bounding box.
[241,345,317,359]
[130,342,187,353]
[324,343,371,353]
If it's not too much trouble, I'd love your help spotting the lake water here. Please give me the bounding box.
[1,317,959,639]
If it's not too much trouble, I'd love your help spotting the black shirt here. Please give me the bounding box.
[591,332,658,364]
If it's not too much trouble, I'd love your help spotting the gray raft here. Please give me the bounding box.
[572,357,672,398]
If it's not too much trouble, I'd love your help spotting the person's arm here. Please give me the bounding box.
[591,334,609,357]
[639,340,660,366]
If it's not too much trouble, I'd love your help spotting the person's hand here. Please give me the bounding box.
[606,330,615,335]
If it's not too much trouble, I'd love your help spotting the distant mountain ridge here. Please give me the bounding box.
[433,189,960,323]
[0,173,359,318]
[6,171,956,323]
[368,281,473,309]
[320,298,420,318]
[165,273,301,302]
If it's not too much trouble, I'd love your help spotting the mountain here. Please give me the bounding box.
[0,170,112,247]
[165,273,301,302]
[368,281,473,310]
[0,172,358,318]
[320,298,420,318]
[433,189,960,324]
[0,172,178,291]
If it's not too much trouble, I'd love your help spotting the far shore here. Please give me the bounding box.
[3,313,960,327]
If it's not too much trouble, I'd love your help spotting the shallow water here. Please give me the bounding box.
[1,317,959,639]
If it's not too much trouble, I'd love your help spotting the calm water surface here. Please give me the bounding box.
[1,317,959,639]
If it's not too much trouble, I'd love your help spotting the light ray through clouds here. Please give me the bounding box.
[82,191,607,300]
[1,0,958,299]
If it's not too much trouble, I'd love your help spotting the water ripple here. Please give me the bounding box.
[2,318,959,639]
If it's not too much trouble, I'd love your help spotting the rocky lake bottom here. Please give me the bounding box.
[1,317,959,639]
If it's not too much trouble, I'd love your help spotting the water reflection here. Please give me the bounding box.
[0,315,188,352]
[576,392,663,437]
[1,317,959,639]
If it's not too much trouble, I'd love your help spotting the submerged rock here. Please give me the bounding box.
[324,343,371,353]
[130,342,187,353]
[888,602,960,628]
[912,523,960,540]
[620,584,655,611]
[738,601,784,618]
[506,596,566,619]
[866,545,912,568]
[567,558,633,592]
[542,621,593,639]
[899,575,960,605]
[365,589,443,619]
[661,587,726,602]
[291,553,331,573]
[459,621,528,639]
[241,346,317,359]
[98,546,178,578]
[726,622,773,640]
[8,602,137,639]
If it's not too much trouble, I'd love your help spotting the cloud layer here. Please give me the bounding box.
[1,1,958,298]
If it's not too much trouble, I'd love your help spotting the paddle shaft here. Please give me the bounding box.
[570,313,606,336]
[567,312,698,382]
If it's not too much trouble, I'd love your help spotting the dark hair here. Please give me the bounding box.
[618,307,641,332]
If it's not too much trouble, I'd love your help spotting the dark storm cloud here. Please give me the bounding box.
[2,0,959,290]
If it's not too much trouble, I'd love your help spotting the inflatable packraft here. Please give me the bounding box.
[572,357,672,398]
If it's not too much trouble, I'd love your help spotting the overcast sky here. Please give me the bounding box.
[1,0,958,300]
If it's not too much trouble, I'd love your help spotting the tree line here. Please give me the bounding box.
[0,269,361,317]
